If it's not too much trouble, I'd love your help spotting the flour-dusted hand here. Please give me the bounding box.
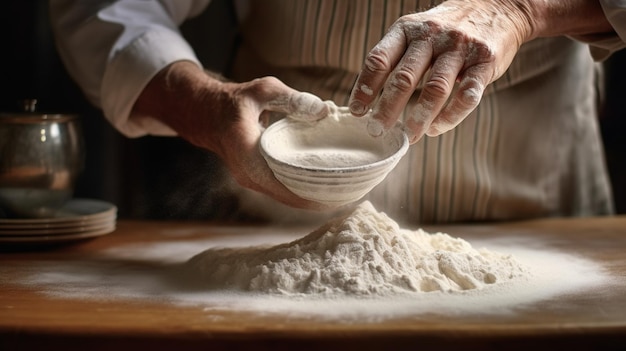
[266,91,330,123]
[349,0,616,143]
[132,62,332,210]
[348,0,538,143]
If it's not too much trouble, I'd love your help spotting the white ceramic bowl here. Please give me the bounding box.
[260,111,408,206]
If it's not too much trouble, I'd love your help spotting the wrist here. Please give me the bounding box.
[132,61,224,149]
[502,0,613,41]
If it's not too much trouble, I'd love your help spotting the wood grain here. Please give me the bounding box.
[1,217,626,350]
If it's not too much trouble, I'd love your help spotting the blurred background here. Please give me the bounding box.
[1,1,624,219]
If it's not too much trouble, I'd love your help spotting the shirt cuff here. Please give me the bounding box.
[101,28,202,137]
[583,0,626,61]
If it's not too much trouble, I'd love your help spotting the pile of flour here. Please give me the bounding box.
[186,201,529,295]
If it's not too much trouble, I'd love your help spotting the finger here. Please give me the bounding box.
[222,121,330,211]
[236,153,331,211]
[255,78,329,121]
[426,64,488,136]
[267,91,330,122]
[348,24,409,117]
[404,51,465,143]
[367,39,433,137]
[245,77,330,122]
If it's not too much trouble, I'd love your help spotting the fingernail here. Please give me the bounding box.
[426,125,440,137]
[367,118,384,137]
[427,122,453,137]
[405,127,418,144]
[404,119,425,144]
[350,101,367,116]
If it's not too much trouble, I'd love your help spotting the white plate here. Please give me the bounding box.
[0,215,116,232]
[0,220,116,236]
[0,199,117,227]
[0,224,116,243]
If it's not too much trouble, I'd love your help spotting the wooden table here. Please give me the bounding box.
[1,217,626,350]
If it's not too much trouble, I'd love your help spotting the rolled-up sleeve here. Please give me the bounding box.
[575,0,626,60]
[50,0,210,137]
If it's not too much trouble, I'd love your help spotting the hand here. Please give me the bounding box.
[132,61,332,210]
[348,0,537,143]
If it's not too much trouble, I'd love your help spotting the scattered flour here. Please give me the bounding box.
[4,201,619,322]
[186,201,528,295]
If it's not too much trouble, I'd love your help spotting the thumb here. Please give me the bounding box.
[266,91,330,122]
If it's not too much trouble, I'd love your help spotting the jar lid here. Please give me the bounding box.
[0,99,78,124]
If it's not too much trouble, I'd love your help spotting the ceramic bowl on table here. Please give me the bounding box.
[0,102,84,218]
[260,107,408,207]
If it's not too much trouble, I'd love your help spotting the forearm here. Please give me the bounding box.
[131,60,331,156]
[131,61,229,153]
[506,0,625,59]
[521,0,614,39]
[450,0,622,60]
[50,0,210,137]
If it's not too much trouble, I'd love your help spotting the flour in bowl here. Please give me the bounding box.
[283,148,382,168]
[187,201,529,295]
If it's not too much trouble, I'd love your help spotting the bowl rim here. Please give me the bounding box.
[260,117,409,174]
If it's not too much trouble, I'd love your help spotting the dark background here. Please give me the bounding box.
[1,1,624,219]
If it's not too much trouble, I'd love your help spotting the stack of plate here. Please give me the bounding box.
[0,198,117,244]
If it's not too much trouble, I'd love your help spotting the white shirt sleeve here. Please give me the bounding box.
[50,0,211,137]
[579,0,626,60]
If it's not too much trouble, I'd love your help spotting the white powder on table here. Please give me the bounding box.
[186,201,528,295]
[4,201,620,322]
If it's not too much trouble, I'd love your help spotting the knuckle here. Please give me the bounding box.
[423,75,452,98]
[259,76,281,85]
[457,79,484,107]
[403,19,436,36]
[432,29,463,52]
[462,89,482,106]
[468,42,496,63]
[247,76,278,94]
[363,48,392,73]
[257,76,283,91]
[389,68,419,92]
[390,15,415,32]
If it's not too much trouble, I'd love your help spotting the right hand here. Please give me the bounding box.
[348,0,614,144]
[132,61,333,210]
[348,0,535,143]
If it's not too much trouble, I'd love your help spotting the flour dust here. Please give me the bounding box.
[3,201,618,321]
